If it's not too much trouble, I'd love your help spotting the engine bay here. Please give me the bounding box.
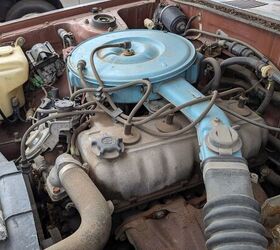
[1,0,280,249]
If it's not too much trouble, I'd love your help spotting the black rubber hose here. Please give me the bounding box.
[268,134,280,152]
[272,71,280,84]
[185,29,266,63]
[0,108,17,123]
[225,64,280,104]
[256,80,275,114]
[220,77,251,90]
[199,57,222,93]
[185,28,280,81]
[261,166,280,188]
[225,65,263,94]
[220,57,280,89]
[222,63,278,111]
[220,57,264,72]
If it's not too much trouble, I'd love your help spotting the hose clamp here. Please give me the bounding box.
[59,164,78,180]
[55,153,82,174]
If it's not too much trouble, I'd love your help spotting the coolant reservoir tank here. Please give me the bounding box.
[0,43,28,119]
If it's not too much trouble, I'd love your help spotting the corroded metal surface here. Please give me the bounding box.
[262,195,280,250]
[116,197,207,250]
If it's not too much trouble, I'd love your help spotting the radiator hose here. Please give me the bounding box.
[46,154,112,250]
[202,158,267,250]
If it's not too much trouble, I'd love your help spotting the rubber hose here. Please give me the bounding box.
[0,107,17,123]
[47,155,112,250]
[221,56,280,87]
[261,166,280,188]
[199,57,222,93]
[225,64,280,104]
[268,134,280,152]
[220,57,264,72]
[203,159,267,250]
[225,65,262,92]
[220,77,251,90]
[272,71,280,84]
[181,15,200,36]
[256,80,275,114]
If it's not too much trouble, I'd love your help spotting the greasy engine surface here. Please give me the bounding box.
[0,1,280,250]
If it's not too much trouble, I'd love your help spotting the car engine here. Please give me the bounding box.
[0,1,280,249]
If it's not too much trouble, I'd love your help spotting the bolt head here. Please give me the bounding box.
[53,187,61,194]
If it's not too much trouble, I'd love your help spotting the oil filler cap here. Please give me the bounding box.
[206,124,242,155]
[92,134,124,159]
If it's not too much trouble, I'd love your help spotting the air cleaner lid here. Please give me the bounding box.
[68,29,196,86]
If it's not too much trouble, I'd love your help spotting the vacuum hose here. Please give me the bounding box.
[47,154,112,250]
[199,57,222,94]
[202,159,267,250]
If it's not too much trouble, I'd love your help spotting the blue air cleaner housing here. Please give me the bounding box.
[68,29,241,161]
[67,29,199,103]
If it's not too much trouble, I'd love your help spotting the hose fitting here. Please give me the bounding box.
[121,41,132,49]
[77,60,86,70]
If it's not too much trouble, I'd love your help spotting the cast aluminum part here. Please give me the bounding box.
[77,100,267,201]
[25,118,76,159]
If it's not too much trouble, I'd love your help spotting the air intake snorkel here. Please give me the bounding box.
[157,76,267,249]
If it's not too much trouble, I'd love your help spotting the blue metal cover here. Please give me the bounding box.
[68,29,196,87]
